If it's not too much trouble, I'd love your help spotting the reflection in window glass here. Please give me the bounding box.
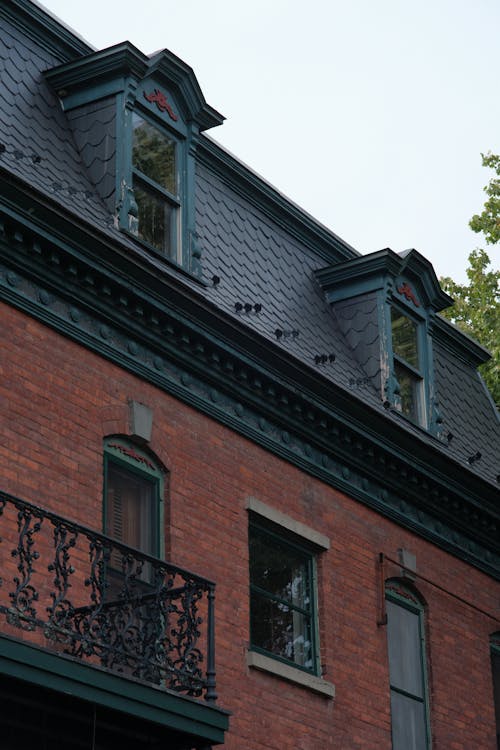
[394,361,419,422]
[132,114,177,195]
[134,181,173,256]
[391,309,418,368]
[249,524,315,671]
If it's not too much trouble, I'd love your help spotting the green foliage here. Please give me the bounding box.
[469,152,500,244]
[440,249,499,405]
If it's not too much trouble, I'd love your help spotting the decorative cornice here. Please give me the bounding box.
[316,248,453,313]
[1,0,93,62]
[43,42,224,132]
[196,136,359,266]
[0,201,499,581]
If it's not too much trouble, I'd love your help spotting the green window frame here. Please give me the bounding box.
[131,111,182,262]
[103,438,164,561]
[391,306,426,425]
[385,581,431,750]
[490,633,500,749]
[249,517,319,675]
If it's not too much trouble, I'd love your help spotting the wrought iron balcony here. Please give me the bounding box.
[0,490,217,702]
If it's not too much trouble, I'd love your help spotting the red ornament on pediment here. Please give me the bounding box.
[397,282,420,307]
[143,89,178,122]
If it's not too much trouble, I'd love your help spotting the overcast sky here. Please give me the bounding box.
[39,0,500,283]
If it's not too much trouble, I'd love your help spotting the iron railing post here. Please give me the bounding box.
[205,583,217,703]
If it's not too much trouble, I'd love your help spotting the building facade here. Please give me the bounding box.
[0,2,499,748]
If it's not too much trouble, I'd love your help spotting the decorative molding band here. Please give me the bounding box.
[0,213,498,581]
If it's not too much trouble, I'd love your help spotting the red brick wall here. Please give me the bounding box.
[1,302,498,749]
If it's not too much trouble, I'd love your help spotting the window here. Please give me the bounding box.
[103,439,163,563]
[386,581,430,750]
[391,307,424,424]
[249,518,318,674]
[491,634,500,749]
[132,112,180,259]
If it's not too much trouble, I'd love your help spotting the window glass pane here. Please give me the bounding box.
[392,309,419,368]
[134,181,173,256]
[390,690,427,750]
[394,360,420,422]
[250,590,313,668]
[106,461,157,556]
[386,600,424,697]
[250,530,311,610]
[132,113,176,195]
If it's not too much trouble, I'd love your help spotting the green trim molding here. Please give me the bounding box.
[0,635,229,744]
[0,199,499,581]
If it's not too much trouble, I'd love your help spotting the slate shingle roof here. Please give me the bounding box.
[1,4,498,489]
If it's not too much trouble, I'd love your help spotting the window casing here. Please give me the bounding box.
[391,307,425,425]
[386,582,431,750]
[132,112,181,261]
[249,518,319,675]
[103,440,164,568]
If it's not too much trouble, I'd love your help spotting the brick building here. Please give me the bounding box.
[0,2,499,748]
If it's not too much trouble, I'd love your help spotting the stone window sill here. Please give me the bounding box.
[246,650,335,698]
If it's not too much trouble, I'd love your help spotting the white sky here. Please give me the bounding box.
[39,0,500,283]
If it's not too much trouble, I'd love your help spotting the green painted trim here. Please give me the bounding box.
[249,518,321,677]
[0,203,498,582]
[385,582,432,749]
[103,438,165,559]
[0,635,229,742]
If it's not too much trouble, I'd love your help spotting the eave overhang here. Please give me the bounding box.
[0,636,229,745]
[0,173,499,580]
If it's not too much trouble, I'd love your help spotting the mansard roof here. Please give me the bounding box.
[0,0,498,576]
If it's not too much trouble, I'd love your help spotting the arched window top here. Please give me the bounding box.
[104,436,166,479]
[385,578,426,610]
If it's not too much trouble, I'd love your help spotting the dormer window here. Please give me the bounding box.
[391,307,423,423]
[315,248,454,435]
[44,44,224,279]
[132,112,180,258]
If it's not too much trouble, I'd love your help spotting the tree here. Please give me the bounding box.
[440,153,500,407]
[469,152,500,244]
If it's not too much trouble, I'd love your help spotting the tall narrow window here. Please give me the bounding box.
[391,308,424,423]
[386,581,430,750]
[249,518,318,674]
[132,113,180,259]
[491,633,500,749]
[104,439,163,561]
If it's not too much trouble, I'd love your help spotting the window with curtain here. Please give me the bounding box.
[103,439,164,577]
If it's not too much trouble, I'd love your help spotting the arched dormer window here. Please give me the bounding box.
[385,579,431,750]
[103,437,165,560]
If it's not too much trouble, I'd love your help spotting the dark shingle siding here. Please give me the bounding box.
[67,98,117,211]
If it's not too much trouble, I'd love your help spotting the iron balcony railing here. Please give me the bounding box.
[0,490,217,701]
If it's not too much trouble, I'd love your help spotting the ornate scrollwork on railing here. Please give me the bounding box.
[0,491,216,701]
